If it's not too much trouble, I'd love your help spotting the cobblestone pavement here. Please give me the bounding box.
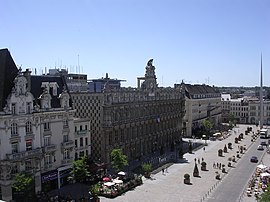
[100,124,259,202]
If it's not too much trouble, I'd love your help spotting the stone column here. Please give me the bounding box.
[35,171,41,194]
[1,183,12,202]
[0,162,12,201]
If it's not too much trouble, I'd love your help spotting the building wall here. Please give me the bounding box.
[71,93,104,161]
[0,71,76,201]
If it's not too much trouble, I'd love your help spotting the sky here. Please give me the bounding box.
[1,0,269,88]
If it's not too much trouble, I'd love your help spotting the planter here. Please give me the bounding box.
[218,149,223,157]
[184,178,190,184]
[144,172,151,178]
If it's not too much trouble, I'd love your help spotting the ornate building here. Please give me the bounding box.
[0,49,77,201]
[71,59,185,166]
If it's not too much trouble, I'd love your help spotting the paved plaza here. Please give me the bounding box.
[100,124,261,202]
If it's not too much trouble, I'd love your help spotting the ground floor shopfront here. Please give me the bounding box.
[0,166,72,201]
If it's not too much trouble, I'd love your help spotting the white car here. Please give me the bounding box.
[258,145,264,150]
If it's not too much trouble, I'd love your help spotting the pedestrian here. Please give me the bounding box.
[213,162,216,168]
[166,166,168,173]
[216,162,219,169]
[203,147,205,152]
[162,168,165,175]
[202,157,204,162]
[198,158,200,165]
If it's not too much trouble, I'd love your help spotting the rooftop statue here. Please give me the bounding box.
[147,59,153,67]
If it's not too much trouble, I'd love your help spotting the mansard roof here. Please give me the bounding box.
[184,84,220,95]
[30,75,72,108]
[0,48,19,111]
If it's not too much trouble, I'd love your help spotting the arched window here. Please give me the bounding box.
[11,123,18,136]
[25,121,32,133]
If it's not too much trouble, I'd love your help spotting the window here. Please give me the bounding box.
[75,126,77,132]
[75,140,77,148]
[11,142,18,154]
[25,160,32,170]
[63,134,69,142]
[63,149,70,159]
[80,125,83,131]
[44,136,51,146]
[26,140,32,151]
[44,122,50,131]
[63,119,68,128]
[25,121,32,133]
[11,164,18,174]
[80,137,83,147]
[45,155,52,165]
[11,123,18,136]
[79,151,84,157]
[26,102,31,114]
[85,125,88,130]
[85,138,88,146]
[11,103,16,115]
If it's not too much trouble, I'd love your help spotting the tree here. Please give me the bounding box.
[111,149,128,172]
[228,113,236,127]
[259,185,270,201]
[69,156,91,183]
[13,173,34,201]
[202,119,213,136]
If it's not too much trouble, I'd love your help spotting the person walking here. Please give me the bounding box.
[162,168,165,175]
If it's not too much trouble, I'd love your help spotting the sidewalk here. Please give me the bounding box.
[100,124,258,202]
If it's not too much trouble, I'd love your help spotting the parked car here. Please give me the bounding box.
[250,156,258,163]
[261,141,267,146]
[258,145,264,150]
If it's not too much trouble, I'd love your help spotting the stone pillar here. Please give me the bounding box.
[35,171,41,194]
[1,183,12,202]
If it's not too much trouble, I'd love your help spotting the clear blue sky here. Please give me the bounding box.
[1,0,269,87]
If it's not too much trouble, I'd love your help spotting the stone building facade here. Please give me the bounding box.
[71,60,185,166]
[0,50,79,201]
[179,83,222,137]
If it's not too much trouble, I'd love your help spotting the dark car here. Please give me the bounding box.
[250,156,258,163]
[261,141,267,146]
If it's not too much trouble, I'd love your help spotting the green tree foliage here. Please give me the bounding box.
[111,149,128,172]
[259,185,270,202]
[69,156,90,183]
[228,113,236,127]
[13,173,34,193]
[202,119,213,135]
[142,163,152,173]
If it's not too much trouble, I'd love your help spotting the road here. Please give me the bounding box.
[207,136,266,202]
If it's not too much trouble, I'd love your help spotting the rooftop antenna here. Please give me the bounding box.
[78,54,80,74]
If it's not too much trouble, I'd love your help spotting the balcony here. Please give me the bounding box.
[6,148,43,161]
[61,140,74,149]
[76,130,88,136]
[61,158,73,165]
[43,144,57,153]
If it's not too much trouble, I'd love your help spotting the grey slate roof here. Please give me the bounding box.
[0,49,18,111]
[30,75,72,108]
